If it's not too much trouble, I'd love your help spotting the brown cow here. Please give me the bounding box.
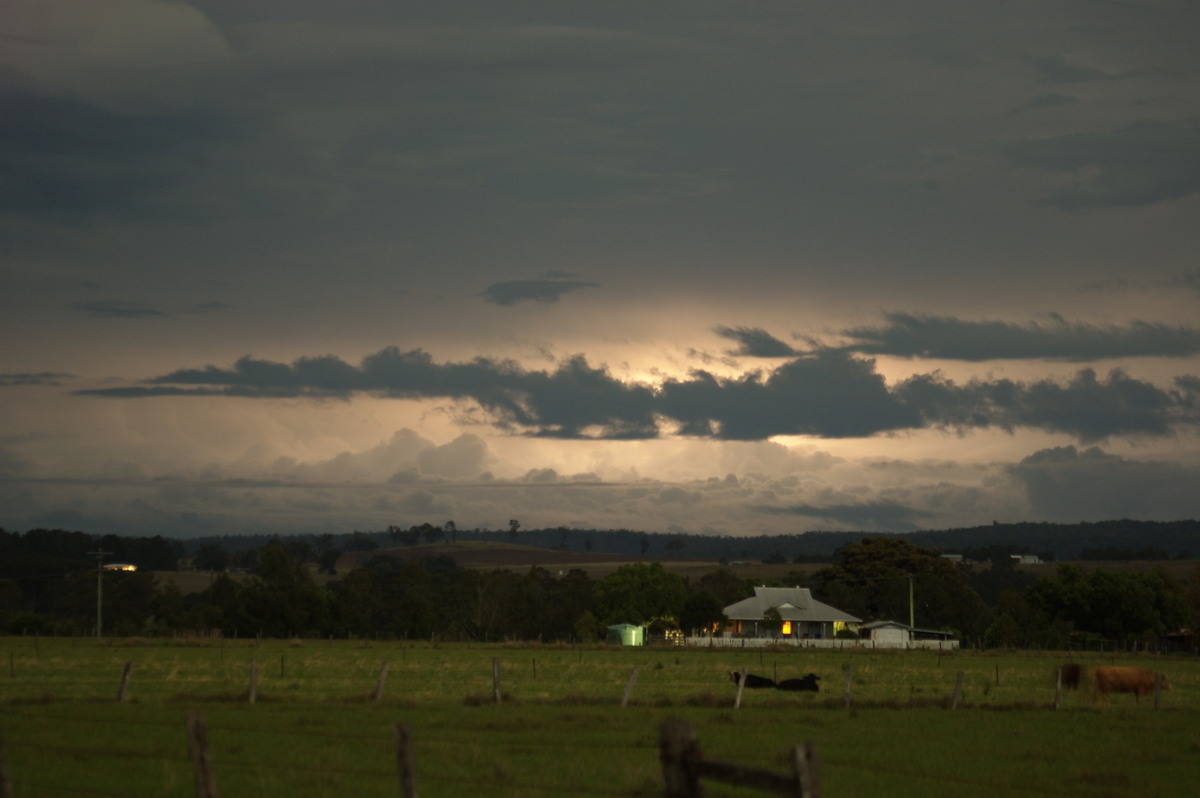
[1093,666,1171,705]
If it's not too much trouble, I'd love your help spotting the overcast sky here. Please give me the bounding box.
[4,1,1200,540]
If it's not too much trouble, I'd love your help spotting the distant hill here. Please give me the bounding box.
[184,518,1199,563]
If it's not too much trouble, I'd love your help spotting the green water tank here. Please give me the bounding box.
[606,623,644,646]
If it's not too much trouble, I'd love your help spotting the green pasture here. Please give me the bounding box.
[1,637,1197,797]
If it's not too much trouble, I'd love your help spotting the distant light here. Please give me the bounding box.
[103,563,137,571]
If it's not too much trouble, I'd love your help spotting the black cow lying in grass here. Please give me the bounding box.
[729,671,776,688]
[776,673,821,692]
[729,671,821,692]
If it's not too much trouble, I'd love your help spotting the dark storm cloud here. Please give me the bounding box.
[0,83,234,217]
[1011,93,1077,114]
[479,278,599,306]
[836,312,1200,361]
[71,300,170,319]
[752,500,930,531]
[75,346,1200,443]
[0,372,72,387]
[657,351,918,439]
[999,119,1200,208]
[1032,55,1111,84]
[713,326,797,357]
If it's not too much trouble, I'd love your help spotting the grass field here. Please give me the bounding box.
[1,636,1197,797]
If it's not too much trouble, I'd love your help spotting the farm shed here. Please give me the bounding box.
[862,620,911,645]
[722,587,860,641]
[861,620,959,648]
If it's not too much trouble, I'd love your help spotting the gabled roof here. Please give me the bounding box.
[723,586,861,623]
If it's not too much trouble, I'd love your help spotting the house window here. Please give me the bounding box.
[781,621,792,636]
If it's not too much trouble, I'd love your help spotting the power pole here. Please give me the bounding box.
[93,549,111,638]
[908,575,915,629]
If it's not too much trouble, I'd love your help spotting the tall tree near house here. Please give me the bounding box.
[593,562,687,626]
[811,537,988,638]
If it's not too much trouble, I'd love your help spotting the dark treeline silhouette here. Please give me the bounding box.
[177,518,1200,563]
[1,525,1196,648]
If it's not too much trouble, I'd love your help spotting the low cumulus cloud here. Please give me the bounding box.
[1008,446,1200,521]
[835,312,1200,361]
[71,300,169,319]
[479,276,599,306]
[74,344,1200,443]
[0,372,72,387]
[713,326,798,357]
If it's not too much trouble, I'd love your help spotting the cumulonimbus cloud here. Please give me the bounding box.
[75,345,1200,443]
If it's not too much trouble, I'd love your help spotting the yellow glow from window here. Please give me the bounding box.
[782,621,792,635]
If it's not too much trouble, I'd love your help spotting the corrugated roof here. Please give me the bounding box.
[723,586,861,623]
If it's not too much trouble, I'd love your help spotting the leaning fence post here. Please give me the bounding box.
[659,719,701,798]
[621,666,639,707]
[949,670,964,710]
[492,657,502,704]
[394,723,419,798]
[791,741,821,798]
[186,711,219,798]
[374,661,389,702]
[116,660,133,703]
[248,659,258,705]
[734,669,748,710]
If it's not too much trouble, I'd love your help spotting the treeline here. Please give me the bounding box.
[2,528,1196,649]
[178,518,1200,565]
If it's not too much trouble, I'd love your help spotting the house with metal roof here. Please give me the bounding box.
[722,586,861,641]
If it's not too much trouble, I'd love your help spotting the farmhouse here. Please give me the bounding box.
[721,586,860,641]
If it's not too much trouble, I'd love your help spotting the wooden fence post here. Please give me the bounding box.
[0,727,12,798]
[394,723,419,798]
[374,661,389,702]
[842,664,852,710]
[248,659,258,705]
[116,660,133,703]
[659,719,701,798]
[621,666,640,707]
[492,657,502,704]
[949,671,964,710]
[186,711,219,798]
[734,669,748,710]
[1154,672,1162,710]
[791,741,821,798]
[1054,667,1062,711]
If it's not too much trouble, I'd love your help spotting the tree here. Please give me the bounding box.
[592,563,687,626]
[192,543,229,573]
[811,537,989,639]
[679,591,726,636]
[508,519,520,542]
[1025,564,1187,642]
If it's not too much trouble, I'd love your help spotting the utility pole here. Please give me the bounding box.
[93,549,111,638]
[908,575,915,629]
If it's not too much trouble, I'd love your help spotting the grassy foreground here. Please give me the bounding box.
[1,636,1197,797]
